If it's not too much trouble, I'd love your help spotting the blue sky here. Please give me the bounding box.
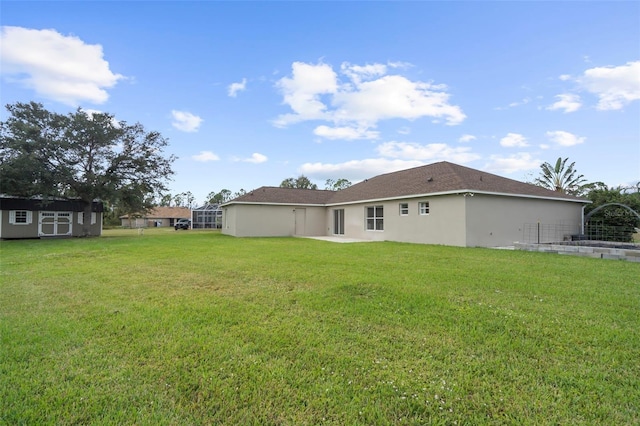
[1,1,639,205]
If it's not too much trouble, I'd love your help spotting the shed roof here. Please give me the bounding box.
[225,161,589,206]
[0,195,104,212]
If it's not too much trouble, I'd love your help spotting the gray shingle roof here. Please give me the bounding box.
[329,161,587,203]
[227,162,589,206]
[231,187,336,205]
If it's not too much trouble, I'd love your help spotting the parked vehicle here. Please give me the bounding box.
[174,218,191,230]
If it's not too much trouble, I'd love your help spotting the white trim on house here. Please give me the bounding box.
[326,189,591,207]
[223,201,328,207]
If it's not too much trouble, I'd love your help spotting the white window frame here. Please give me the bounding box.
[78,212,97,225]
[365,205,384,231]
[399,203,409,216]
[9,210,32,225]
[419,201,430,215]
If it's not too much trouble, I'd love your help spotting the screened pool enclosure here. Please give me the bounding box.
[191,204,223,229]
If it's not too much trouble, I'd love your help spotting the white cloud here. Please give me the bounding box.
[545,130,585,147]
[331,74,466,126]
[300,158,424,182]
[0,26,124,105]
[508,97,531,108]
[171,110,203,132]
[235,153,268,164]
[459,134,476,143]
[376,141,480,163]
[500,133,529,148]
[192,151,220,162]
[484,153,541,174]
[546,93,582,113]
[299,139,479,182]
[313,125,379,140]
[273,61,466,135]
[580,61,640,110]
[273,61,338,127]
[228,78,247,97]
[340,62,388,84]
[559,74,572,81]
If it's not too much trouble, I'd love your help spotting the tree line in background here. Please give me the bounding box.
[157,175,353,209]
[153,189,247,209]
[533,157,639,241]
[1,102,638,239]
[280,176,352,191]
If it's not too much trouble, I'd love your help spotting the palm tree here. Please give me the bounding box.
[534,157,588,196]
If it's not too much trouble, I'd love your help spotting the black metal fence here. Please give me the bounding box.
[522,223,580,244]
[583,222,637,243]
[522,222,638,244]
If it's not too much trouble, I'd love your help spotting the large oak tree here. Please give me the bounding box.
[0,102,176,235]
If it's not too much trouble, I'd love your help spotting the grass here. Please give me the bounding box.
[1,228,639,425]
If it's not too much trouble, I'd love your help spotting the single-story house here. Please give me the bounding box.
[120,206,191,228]
[221,161,591,247]
[0,195,103,239]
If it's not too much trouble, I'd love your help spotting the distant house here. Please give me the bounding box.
[221,161,590,247]
[120,206,191,228]
[0,196,103,239]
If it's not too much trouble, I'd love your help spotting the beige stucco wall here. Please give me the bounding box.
[465,195,583,247]
[222,204,326,237]
[327,195,468,245]
[224,194,585,247]
[327,194,584,247]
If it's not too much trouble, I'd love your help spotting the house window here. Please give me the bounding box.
[399,203,409,216]
[419,202,430,215]
[9,210,32,225]
[366,205,384,231]
[333,209,345,235]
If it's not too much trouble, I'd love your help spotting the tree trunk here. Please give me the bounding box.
[82,202,93,237]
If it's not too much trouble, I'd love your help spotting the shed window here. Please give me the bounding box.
[78,212,97,225]
[399,203,409,216]
[9,210,32,225]
[419,202,430,215]
[366,206,384,231]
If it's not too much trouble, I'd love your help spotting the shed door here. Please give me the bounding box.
[39,212,73,236]
[295,208,306,235]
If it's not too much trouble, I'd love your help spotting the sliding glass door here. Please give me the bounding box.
[333,209,345,235]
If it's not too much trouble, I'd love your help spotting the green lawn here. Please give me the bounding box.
[1,228,639,425]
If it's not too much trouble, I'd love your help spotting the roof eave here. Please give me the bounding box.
[221,201,328,207]
[326,190,591,206]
